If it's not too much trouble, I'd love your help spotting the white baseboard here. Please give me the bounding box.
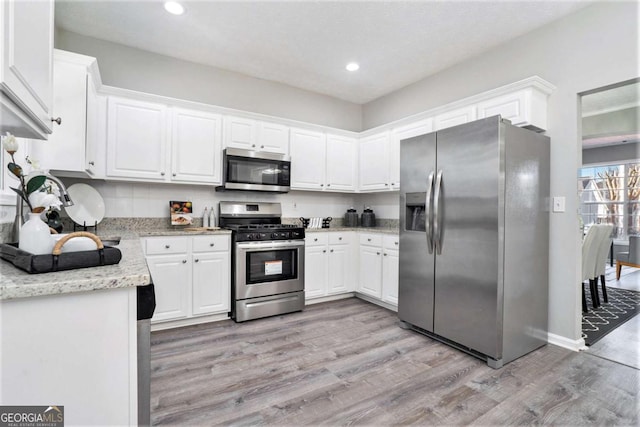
[547,332,586,352]
[151,312,230,331]
[305,293,355,305]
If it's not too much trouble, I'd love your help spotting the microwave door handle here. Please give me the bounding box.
[426,171,435,254]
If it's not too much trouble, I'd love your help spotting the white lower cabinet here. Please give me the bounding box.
[305,231,355,299]
[144,234,230,324]
[358,233,399,305]
[146,254,190,322]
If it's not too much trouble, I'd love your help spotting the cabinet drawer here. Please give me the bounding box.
[360,233,382,247]
[145,237,188,255]
[383,235,400,250]
[306,232,328,246]
[329,232,352,245]
[192,235,230,253]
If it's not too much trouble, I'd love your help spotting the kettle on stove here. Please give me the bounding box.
[344,207,359,227]
[361,207,376,227]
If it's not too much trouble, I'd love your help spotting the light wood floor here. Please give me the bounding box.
[151,298,639,426]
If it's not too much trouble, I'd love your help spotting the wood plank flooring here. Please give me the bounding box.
[151,298,639,426]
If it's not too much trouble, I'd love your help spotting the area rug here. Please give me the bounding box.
[582,287,640,346]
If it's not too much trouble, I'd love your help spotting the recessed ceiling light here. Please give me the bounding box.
[164,1,185,15]
[346,62,360,72]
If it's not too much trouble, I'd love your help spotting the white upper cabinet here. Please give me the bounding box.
[477,87,549,132]
[391,118,433,190]
[0,0,54,139]
[258,121,289,154]
[223,116,289,154]
[171,108,222,184]
[291,129,357,192]
[223,116,256,150]
[107,97,169,181]
[326,134,357,191]
[30,50,101,178]
[359,131,390,192]
[290,127,326,190]
[434,106,477,130]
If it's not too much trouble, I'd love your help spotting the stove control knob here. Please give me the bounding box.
[271,233,278,239]
[247,234,255,240]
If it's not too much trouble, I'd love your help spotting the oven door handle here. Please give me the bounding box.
[236,240,305,250]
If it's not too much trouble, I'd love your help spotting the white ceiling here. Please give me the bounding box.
[54,0,591,104]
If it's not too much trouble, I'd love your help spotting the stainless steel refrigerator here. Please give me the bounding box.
[398,115,550,368]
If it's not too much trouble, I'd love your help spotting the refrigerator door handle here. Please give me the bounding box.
[426,171,435,254]
[433,169,443,255]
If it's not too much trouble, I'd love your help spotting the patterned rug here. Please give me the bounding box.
[582,287,640,346]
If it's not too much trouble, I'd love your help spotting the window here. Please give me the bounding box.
[579,162,640,238]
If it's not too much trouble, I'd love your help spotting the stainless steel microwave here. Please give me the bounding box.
[217,148,291,193]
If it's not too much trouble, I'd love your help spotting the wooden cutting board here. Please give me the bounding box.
[183,227,221,231]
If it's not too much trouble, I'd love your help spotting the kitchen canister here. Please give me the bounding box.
[344,207,359,227]
[361,207,376,227]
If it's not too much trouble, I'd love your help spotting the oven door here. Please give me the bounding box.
[235,240,304,300]
[224,148,290,192]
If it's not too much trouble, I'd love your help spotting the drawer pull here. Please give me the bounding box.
[323,249,326,253]
[195,259,199,263]
[165,245,170,249]
[330,249,334,253]
[384,253,387,256]
[395,241,398,245]
[210,243,215,247]
[376,252,380,255]
[182,260,187,263]
[338,237,342,240]
[367,238,371,242]
[314,238,318,241]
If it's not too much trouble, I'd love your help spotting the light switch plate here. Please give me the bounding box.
[552,196,565,212]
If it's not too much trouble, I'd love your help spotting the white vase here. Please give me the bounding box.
[19,212,54,255]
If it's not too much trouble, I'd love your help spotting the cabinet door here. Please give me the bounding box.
[434,106,477,130]
[290,128,326,190]
[359,132,390,191]
[192,252,230,315]
[107,97,168,181]
[146,255,190,322]
[223,116,257,150]
[358,245,382,298]
[326,134,357,192]
[0,0,54,137]
[391,119,433,190]
[31,51,92,174]
[258,121,289,154]
[304,245,328,299]
[328,244,351,294]
[171,108,222,183]
[382,249,399,306]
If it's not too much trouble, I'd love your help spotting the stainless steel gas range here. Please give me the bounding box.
[219,201,305,322]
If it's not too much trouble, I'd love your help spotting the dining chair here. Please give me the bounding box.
[616,235,640,279]
[581,225,601,312]
[593,224,614,304]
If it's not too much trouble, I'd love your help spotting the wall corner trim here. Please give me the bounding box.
[547,332,585,352]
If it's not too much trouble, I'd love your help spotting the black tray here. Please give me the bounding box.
[0,242,122,274]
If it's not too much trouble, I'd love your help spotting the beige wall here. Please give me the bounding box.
[362,1,639,343]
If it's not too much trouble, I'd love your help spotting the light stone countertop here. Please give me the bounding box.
[303,226,398,235]
[0,228,232,301]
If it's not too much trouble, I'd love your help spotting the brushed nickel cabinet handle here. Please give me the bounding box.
[51,117,62,125]
[88,161,95,166]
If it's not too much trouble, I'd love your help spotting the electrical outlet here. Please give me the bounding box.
[552,196,565,213]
